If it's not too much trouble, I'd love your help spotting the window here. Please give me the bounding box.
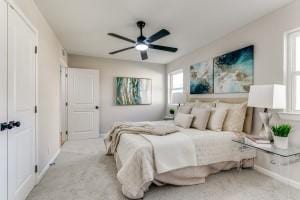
[168,69,183,105]
[286,30,300,112]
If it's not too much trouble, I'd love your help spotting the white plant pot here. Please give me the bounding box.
[273,136,289,149]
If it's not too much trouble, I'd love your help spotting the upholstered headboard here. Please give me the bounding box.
[187,97,253,134]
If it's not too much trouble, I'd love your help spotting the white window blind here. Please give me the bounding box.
[168,69,183,104]
[286,30,300,112]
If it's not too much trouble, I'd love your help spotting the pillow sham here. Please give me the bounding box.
[207,109,227,131]
[216,102,247,132]
[174,113,194,129]
[177,104,193,114]
[191,108,211,130]
[193,100,217,109]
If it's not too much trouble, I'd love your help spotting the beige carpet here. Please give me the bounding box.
[27,138,300,200]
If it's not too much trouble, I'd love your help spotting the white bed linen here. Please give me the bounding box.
[142,132,197,173]
[115,121,256,199]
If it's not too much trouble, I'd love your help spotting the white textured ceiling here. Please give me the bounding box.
[34,0,293,64]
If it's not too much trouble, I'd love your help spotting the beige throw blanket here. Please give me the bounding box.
[142,133,197,174]
[104,121,178,154]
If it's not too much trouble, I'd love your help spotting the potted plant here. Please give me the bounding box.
[271,124,292,149]
[169,108,175,116]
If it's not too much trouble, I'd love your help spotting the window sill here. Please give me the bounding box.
[168,104,179,107]
[278,112,300,121]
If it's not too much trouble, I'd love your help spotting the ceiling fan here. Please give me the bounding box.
[108,21,178,60]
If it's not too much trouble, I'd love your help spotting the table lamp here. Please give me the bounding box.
[171,92,184,107]
[248,84,286,141]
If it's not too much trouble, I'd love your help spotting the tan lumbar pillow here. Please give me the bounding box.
[207,109,227,131]
[174,113,194,129]
[191,108,211,130]
[216,102,247,132]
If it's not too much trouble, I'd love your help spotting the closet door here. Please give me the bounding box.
[7,5,36,200]
[0,1,8,200]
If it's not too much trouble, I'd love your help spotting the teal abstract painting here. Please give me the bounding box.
[213,45,254,93]
[190,59,213,94]
[116,77,152,105]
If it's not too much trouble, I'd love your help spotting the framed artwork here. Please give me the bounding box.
[213,45,254,93]
[190,60,213,94]
[115,77,152,105]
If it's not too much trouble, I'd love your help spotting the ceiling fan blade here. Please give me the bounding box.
[146,29,170,43]
[108,33,136,44]
[140,51,148,60]
[149,44,178,52]
[109,46,135,54]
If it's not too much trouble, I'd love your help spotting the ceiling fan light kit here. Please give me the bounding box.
[135,44,148,51]
[108,21,178,60]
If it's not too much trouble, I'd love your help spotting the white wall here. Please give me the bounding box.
[12,0,67,176]
[68,55,166,133]
[167,0,300,183]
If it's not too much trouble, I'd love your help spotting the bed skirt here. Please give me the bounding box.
[114,153,254,199]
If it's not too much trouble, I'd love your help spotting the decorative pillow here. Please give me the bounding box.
[177,104,193,114]
[216,102,247,132]
[193,100,218,109]
[207,109,227,131]
[184,102,195,107]
[174,113,194,129]
[191,108,211,130]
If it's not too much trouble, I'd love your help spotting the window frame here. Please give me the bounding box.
[286,30,300,113]
[168,69,183,105]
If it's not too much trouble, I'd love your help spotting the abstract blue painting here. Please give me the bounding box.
[190,60,213,94]
[213,45,254,93]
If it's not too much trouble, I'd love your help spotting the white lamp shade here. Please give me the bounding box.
[171,92,183,105]
[248,84,286,109]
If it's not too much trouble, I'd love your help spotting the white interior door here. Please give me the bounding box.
[7,5,36,200]
[67,68,100,140]
[0,1,8,200]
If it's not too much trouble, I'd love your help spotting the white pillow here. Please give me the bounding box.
[177,104,193,114]
[193,101,217,109]
[207,109,227,131]
[174,113,194,129]
[191,108,211,130]
[216,102,247,132]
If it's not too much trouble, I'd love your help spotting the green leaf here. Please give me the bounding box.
[271,124,292,137]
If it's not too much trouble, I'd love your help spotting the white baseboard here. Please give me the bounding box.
[254,165,300,190]
[36,148,61,184]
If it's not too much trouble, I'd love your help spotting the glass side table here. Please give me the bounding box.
[233,137,300,159]
[233,137,300,200]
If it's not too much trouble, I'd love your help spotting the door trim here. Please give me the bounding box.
[6,0,40,185]
[0,1,8,199]
[60,59,68,145]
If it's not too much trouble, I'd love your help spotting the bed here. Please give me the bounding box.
[105,98,257,199]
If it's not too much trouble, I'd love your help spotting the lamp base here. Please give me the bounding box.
[258,112,273,141]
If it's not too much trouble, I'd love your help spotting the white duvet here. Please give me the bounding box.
[114,121,256,199]
[142,132,197,174]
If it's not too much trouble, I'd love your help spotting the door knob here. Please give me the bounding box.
[13,121,21,127]
[95,106,99,109]
[1,123,8,131]
[9,121,21,128]
[7,122,13,130]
